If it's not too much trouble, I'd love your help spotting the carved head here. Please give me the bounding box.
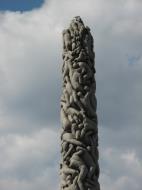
[73,16,83,24]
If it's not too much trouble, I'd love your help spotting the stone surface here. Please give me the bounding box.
[60,16,100,190]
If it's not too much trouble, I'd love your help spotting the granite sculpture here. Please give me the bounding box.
[60,16,100,190]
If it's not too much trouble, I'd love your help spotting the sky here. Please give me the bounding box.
[0,0,44,11]
[0,0,141,190]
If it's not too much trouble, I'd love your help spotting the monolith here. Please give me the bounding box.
[60,16,100,190]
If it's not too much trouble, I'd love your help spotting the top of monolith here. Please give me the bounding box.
[62,16,95,66]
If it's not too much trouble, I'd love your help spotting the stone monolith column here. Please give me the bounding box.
[60,16,100,190]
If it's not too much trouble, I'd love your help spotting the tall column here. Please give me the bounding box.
[60,16,100,190]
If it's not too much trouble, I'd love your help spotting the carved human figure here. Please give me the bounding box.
[61,164,78,189]
[69,148,88,190]
[61,132,85,148]
[63,29,72,51]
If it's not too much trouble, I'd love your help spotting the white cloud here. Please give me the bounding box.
[0,0,141,189]
[0,127,59,190]
[100,147,142,190]
[0,127,59,174]
[0,4,63,131]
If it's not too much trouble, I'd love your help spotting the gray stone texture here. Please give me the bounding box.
[60,16,100,190]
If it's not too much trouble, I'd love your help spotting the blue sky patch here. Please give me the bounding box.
[127,55,141,66]
[0,0,44,12]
